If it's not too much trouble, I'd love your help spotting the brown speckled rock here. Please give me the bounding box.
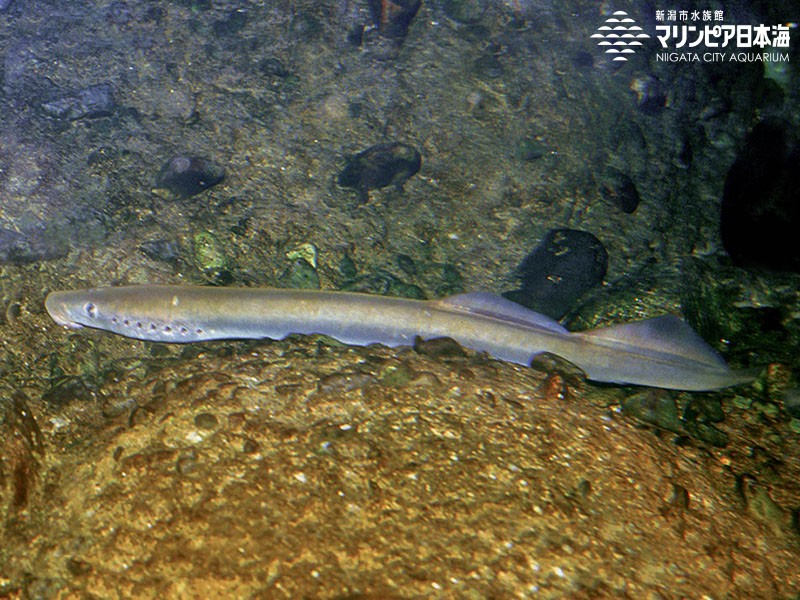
[2,337,798,598]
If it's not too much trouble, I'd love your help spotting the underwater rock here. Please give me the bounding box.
[367,0,422,40]
[338,252,358,280]
[571,50,595,69]
[139,239,181,264]
[338,142,421,202]
[621,390,684,434]
[630,75,668,114]
[42,83,115,121]
[395,253,417,277]
[259,57,291,79]
[503,229,608,320]
[212,9,248,37]
[280,258,320,290]
[600,168,641,214]
[515,136,548,162]
[473,53,504,79]
[286,242,318,270]
[0,227,68,265]
[155,156,225,199]
[288,11,323,41]
[721,119,800,272]
[193,232,231,284]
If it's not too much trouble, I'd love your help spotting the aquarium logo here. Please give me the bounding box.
[591,11,651,62]
[653,10,793,65]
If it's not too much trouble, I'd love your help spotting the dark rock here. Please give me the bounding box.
[280,259,320,290]
[685,421,729,447]
[367,0,422,40]
[438,263,464,295]
[288,12,323,41]
[414,336,468,359]
[0,227,68,264]
[684,397,725,424]
[42,83,116,121]
[721,119,800,272]
[259,57,290,78]
[503,229,608,320]
[621,390,683,433]
[44,376,96,405]
[473,53,504,79]
[395,253,417,276]
[516,137,547,162]
[338,142,421,202]
[529,352,586,383]
[631,75,668,114]
[155,156,225,199]
[213,10,248,37]
[338,253,358,279]
[389,280,425,299]
[572,50,595,69]
[139,239,181,264]
[600,168,641,214]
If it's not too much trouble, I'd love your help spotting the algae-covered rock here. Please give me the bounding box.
[193,231,231,284]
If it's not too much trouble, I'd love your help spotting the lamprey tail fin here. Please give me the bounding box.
[582,315,728,370]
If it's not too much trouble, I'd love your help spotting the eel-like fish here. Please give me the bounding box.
[45,285,754,391]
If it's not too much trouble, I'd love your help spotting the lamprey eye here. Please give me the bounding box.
[84,302,97,319]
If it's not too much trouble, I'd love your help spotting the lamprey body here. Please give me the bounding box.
[45,285,754,391]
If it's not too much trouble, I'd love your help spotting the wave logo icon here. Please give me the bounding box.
[591,10,650,62]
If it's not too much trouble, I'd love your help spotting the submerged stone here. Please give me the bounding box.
[516,137,548,162]
[338,142,421,201]
[600,168,641,214]
[0,226,68,264]
[630,75,668,114]
[281,258,320,289]
[139,239,181,264]
[503,228,608,320]
[193,232,231,284]
[621,390,684,433]
[155,156,225,199]
[42,83,115,121]
[367,0,422,40]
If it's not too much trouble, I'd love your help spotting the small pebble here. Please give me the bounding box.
[367,0,422,40]
[42,84,115,121]
[194,413,218,430]
[139,239,181,264]
[621,390,683,433]
[600,168,641,214]
[155,156,225,199]
[0,226,68,265]
[414,336,467,359]
[338,142,421,202]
